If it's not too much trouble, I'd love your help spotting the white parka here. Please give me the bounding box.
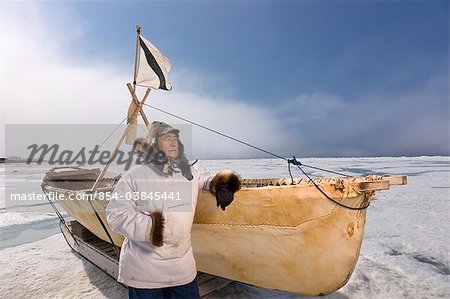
[106,163,212,289]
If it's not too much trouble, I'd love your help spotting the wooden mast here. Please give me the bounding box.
[86,25,154,252]
[91,25,151,191]
[133,25,141,92]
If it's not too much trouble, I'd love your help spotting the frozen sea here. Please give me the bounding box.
[0,157,449,298]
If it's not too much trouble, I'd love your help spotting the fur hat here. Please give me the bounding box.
[133,121,180,154]
[146,121,180,145]
[132,121,193,180]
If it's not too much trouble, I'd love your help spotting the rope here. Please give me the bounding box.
[42,114,131,255]
[298,163,350,177]
[144,103,351,175]
[288,159,294,185]
[41,187,80,245]
[143,103,287,160]
[143,104,371,210]
[98,116,128,150]
[288,157,370,210]
[85,191,120,255]
[42,190,65,223]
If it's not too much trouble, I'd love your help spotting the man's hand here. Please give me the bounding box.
[210,171,241,211]
[215,182,235,211]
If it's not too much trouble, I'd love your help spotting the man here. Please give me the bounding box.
[106,121,240,299]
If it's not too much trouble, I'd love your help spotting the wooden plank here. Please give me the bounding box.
[126,83,150,125]
[63,221,231,297]
[82,236,98,244]
[382,176,407,185]
[102,247,116,254]
[101,248,119,260]
[96,242,114,251]
[90,86,150,190]
[90,239,105,246]
[61,222,120,280]
[199,276,232,297]
[351,180,390,192]
[126,102,138,145]
[197,272,216,285]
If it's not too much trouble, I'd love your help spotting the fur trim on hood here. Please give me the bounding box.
[133,121,183,160]
[132,121,193,180]
[146,121,180,145]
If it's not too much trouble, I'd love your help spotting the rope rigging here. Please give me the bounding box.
[141,103,371,210]
[41,188,80,245]
[144,103,348,173]
[287,157,370,210]
[98,116,129,150]
[96,102,371,210]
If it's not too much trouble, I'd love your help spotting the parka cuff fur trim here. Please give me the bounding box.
[150,211,164,247]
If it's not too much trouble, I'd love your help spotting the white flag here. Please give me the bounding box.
[135,36,172,90]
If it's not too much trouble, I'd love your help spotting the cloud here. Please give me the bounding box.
[1,3,447,159]
[0,4,129,124]
[146,90,290,158]
[0,3,290,159]
[278,73,449,157]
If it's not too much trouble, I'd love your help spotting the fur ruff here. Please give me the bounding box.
[133,138,158,158]
[133,138,147,153]
[209,170,241,196]
[150,211,164,247]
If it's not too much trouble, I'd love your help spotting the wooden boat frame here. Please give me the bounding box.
[59,219,231,297]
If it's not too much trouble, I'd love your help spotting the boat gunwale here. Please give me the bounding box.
[42,170,393,192]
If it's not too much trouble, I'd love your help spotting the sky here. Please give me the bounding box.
[0,1,449,159]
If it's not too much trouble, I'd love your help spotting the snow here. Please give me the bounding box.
[0,234,127,299]
[1,157,449,298]
[0,212,58,228]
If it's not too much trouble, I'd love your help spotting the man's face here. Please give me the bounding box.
[157,132,179,159]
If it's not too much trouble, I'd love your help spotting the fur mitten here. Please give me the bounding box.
[209,171,241,211]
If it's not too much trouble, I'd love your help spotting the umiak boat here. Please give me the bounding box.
[40,26,407,296]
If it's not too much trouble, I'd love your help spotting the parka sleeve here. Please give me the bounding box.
[193,164,214,191]
[106,177,153,242]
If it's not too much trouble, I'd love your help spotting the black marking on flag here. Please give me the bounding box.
[139,37,169,90]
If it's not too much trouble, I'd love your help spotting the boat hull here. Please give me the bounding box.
[192,180,369,295]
